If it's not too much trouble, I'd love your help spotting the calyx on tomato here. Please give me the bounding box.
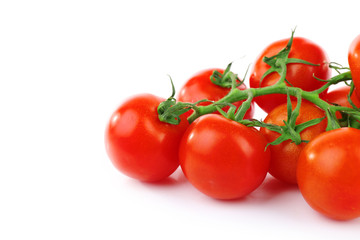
[259,31,320,88]
[158,76,208,125]
[257,94,324,147]
[210,62,246,88]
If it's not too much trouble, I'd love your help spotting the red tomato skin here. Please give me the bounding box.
[260,102,327,184]
[348,35,360,99]
[297,128,360,220]
[179,114,270,200]
[326,86,360,108]
[326,86,360,118]
[178,69,255,119]
[250,37,331,113]
[105,94,188,182]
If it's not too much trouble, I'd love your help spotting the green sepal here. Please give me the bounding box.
[261,90,323,147]
[284,120,302,144]
[158,100,190,125]
[158,76,197,125]
[260,30,294,86]
[287,58,319,66]
[266,117,325,146]
[211,62,244,89]
[260,29,319,87]
[295,117,325,132]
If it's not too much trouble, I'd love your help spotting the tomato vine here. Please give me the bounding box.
[158,30,360,146]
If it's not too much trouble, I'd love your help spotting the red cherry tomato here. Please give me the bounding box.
[326,86,360,119]
[326,86,360,108]
[179,114,270,200]
[348,35,360,99]
[178,69,254,119]
[105,94,188,182]
[297,128,360,220]
[250,37,331,113]
[260,101,326,184]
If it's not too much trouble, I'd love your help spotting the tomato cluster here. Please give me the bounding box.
[105,33,360,221]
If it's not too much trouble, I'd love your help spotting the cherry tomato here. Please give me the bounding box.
[326,86,360,108]
[260,101,326,184]
[178,69,254,119]
[179,114,270,200]
[348,35,360,99]
[250,37,331,113]
[105,94,188,182]
[297,128,360,220]
[326,86,360,119]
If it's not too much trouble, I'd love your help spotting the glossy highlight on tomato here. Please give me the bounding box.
[179,114,270,200]
[178,69,254,119]
[250,37,331,113]
[297,128,360,220]
[260,101,326,184]
[105,94,188,182]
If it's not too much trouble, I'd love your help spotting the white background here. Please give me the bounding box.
[1,0,360,239]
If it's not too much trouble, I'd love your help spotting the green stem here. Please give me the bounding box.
[311,71,352,95]
[160,31,358,135]
[187,82,357,131]
[234,89,254,121]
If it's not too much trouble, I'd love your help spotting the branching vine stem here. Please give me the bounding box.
[185,81,350,132]
[157,30,360,146]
